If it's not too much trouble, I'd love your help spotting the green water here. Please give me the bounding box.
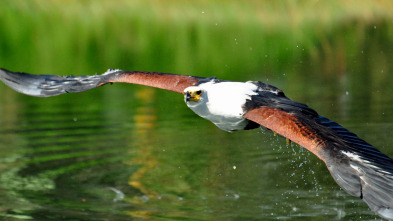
[1,1,393,220]
[3,78,393,220]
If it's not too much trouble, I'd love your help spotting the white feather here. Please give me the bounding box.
[184,81,258,131]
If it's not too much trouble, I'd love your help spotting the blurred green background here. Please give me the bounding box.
[1,0,392,79]
[1,0,393,107]
[1,0,393,220]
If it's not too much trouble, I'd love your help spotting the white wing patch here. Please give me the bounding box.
[342,151,362,162]
[342,151,384,172]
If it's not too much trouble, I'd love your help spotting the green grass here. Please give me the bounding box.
[0,0,392,81]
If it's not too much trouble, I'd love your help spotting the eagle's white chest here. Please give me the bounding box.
[185,81,258,131]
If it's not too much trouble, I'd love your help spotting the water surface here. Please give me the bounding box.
[1,75,393,220]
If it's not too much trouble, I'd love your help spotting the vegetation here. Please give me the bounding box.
[0,0,392,80]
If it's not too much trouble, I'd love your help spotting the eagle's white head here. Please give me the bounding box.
[184,81,258,131]
[184,86,207,107]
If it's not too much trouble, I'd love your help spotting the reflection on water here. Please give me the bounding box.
[1,76,393,220]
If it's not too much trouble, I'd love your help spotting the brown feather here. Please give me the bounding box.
[244,106,328,160]
[102,71,201,94]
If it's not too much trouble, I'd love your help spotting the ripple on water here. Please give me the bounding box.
[0,90,391,220]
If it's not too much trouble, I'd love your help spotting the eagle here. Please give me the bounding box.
[1,68,393,220]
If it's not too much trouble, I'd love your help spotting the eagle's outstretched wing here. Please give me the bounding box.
[0,68,204,97]
[244,91,393,220]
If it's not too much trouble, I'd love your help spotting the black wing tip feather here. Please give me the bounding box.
[0,68,46,97]
[316,116,393,220]
[335,152,393,220]
[0,68,103,97]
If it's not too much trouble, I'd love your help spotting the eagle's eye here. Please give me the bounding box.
[196,90,202,95]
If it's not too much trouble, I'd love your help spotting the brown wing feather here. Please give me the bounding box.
[100,70,202,93]
[0,68,202,97]
[244,106,328,160]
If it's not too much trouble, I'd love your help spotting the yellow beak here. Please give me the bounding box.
[185,90,201,102]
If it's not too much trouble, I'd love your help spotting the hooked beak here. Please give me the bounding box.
[185,91,192,102]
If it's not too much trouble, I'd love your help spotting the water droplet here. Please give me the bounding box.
[292,207,298,212]
[233,165,237,170]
